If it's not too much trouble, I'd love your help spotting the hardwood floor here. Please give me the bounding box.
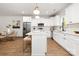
[0,37,31,56]
[47,38,72,56]
[0,37,71,56]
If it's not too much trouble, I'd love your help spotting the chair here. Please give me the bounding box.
[23,36,31,52]
[6,31,17,41]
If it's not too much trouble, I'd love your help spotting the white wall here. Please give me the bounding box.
[0,16,23,37]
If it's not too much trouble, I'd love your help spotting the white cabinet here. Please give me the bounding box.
[53,31,59,42]
[53,15,62,26]
[64,34,75,55]
[65,35,79,55]
[74,40,79,55]
[71,36,79,55]
[65,4,79,24]
[32,31,47,56]
[53,31,64,46]
[53,31,79,56]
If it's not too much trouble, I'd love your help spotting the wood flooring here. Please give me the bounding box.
[47,38,72,56]
[0,37,31,56]
[0,37,72,56]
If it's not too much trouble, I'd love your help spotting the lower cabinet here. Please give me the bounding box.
[64,35,75,55]
[53,31,65,48]
[53,31,79,56]
[75,42,79,55]
[72,37,79,56]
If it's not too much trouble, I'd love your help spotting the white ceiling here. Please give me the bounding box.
[0,3,70,16]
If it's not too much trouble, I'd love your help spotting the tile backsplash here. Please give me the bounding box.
[54,23,79,32]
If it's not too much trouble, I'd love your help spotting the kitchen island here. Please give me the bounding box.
[32,30,47,56]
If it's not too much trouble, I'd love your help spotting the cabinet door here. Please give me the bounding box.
[74,40,79,56]
[53,31,61,43]
[53,31,65,46]
[59,33,65,47]
[65,4,79,24]
[53,31,58,41]
[65,34,75,55]
[72,36,79,56]
[53,15,61,26]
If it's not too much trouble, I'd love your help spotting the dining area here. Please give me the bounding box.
[0,30,16,42]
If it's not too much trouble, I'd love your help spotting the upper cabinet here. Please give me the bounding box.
[65,4,79,24]
[53,15,62,26]
[32,18,53,26]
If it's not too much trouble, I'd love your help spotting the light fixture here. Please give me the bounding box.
[35,16,40,19]
[33,4,40,15]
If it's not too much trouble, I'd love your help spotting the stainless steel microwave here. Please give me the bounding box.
[38,23,44,27]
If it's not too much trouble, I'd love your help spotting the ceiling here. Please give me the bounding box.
[0,3,71,16]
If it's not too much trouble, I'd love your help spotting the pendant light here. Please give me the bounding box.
[33,3,40,15]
